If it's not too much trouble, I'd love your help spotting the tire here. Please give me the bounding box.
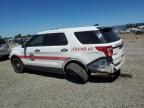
[109,69,121,78]
[11,57,24,73]
[115,69,121,76]
[65,63,89,83]
[135,31,141,35]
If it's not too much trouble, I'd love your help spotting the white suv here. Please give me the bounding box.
[10,26,125,83]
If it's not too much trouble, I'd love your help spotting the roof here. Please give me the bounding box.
[37,26,99,34]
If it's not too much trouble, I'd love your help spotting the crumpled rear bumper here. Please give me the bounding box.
[87,56,125,74]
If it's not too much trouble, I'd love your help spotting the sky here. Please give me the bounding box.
[0,0,144,37]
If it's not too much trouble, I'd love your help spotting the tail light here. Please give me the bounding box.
[95,46,113,57]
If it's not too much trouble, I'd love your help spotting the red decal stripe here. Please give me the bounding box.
[18,56,70,61]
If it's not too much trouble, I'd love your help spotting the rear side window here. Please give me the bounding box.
[0,39,6,44]
[74,31,102,44]
[44,33,68,46]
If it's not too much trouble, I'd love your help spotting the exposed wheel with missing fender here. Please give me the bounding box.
[65,63,89,84]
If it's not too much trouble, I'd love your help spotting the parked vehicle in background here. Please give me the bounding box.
[132,25,144,35]
[14,38,31,44]
[119,29,130,34]
[0,38,10,58]
[10,26,125,83]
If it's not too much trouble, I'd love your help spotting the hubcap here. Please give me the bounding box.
[13,59,22,71]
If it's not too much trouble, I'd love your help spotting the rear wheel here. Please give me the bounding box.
[135,31,141,35]
[65,63,89,83]
[11,57,24,73]
[109,69,121,78]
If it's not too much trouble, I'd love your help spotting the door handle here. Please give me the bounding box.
[35,49,40,53]
[61,48,68,52]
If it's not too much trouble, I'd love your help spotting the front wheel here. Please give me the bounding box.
[11,57,24,73]
[65,63,89,83]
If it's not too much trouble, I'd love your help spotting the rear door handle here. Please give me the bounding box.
[61,48,68,52]
[35,49,40,53]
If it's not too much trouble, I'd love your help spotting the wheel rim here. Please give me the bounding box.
[66,70,83,83]
[13,59,23,71]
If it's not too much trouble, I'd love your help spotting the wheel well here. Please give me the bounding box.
[64,60,90,74]
[11,55,20,63]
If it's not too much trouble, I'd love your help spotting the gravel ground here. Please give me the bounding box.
[0,36,144,108]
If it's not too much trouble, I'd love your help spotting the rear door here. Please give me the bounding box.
[24,33,70,69]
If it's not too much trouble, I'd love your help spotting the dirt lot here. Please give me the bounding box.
[0,34,144,108]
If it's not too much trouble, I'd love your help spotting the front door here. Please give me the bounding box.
[24,33,70,69]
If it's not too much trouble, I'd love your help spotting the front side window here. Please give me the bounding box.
[27,33,67,47]
[28,35,44,47]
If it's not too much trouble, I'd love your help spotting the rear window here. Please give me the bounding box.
[100,28,120,43]
[75,28,120,44]
[0,39,6,44]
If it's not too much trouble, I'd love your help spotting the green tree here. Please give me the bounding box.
[27,34,32,37]
[14,34,22,39]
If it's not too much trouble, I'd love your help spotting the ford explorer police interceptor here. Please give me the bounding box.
[10,26,125,83]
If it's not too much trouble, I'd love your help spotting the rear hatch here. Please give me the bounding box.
[99,27,124,65]
[74,27,124,65]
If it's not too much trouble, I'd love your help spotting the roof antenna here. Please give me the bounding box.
[94,24,99,26]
